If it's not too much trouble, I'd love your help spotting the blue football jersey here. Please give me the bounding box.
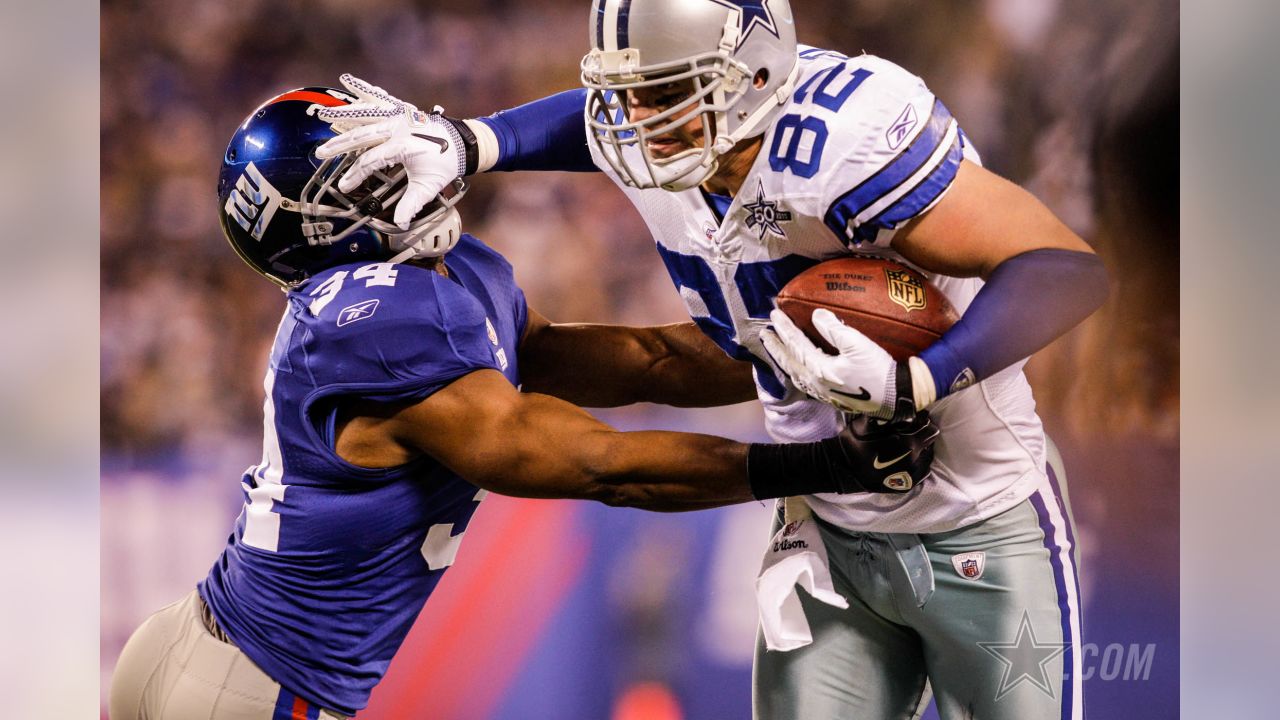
[199,235,527,716]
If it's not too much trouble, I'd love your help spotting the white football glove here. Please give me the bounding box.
[761,308,936,420]
[315,74,466,229]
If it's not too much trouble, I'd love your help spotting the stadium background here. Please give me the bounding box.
[100,0,1178,717]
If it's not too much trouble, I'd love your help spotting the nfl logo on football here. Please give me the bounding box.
[884,268,927,312]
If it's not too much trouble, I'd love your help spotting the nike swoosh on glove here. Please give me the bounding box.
[834,413,939,493]
[314,74,466,229]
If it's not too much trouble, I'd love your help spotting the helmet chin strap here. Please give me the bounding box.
[388,205,463,265]
[652,146,720,191]
[712,59,801,155]
[388,246,419,265]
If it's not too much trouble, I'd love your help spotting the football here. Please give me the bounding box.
[775,256,959,360]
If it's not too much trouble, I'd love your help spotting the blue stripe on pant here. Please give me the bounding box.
[1030,491,1074,720]
[1030,465,1085,720]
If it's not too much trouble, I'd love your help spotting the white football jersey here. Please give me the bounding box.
[587,47,1047,534]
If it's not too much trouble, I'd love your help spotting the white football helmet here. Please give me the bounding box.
[581,0,798,191]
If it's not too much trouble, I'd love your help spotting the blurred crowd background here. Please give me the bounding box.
[101,0,1179,718]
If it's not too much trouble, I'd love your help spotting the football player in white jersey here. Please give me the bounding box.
[314,1,1108,717]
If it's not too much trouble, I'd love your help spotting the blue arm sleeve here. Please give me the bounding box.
[918,249,1109,398]
[478,89,597,173]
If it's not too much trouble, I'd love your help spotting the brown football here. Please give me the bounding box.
[775,256,959,360]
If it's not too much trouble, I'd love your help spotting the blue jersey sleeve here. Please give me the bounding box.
[296,263,502,403]
[479,89,597,173]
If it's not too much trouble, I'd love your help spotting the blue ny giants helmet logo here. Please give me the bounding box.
[708,0,781,47]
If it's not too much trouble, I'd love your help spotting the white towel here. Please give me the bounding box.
[755,497,849,651]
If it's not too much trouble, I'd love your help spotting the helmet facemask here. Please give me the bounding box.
[295,153,467,262]
[581,0,799,192]
[582,48,750,191]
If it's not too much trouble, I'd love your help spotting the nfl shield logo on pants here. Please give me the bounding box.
[951,551,986,580]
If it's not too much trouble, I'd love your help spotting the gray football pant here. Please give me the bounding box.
[109,590,348,720]
[754,451,1083,720]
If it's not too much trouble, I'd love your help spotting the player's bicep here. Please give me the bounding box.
[891,160,1093,279]
[519,316,756,407]
[519,305,553,347]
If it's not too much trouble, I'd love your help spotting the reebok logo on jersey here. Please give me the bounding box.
[337,299,380,327]
[887,104,919,150]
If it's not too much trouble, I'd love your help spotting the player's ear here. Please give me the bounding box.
[753,69,770,89]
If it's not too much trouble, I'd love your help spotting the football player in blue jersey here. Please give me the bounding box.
[107,87,942,720]
[311,1,1111,718]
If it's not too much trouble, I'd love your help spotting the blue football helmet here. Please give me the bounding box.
[217,87,466,288]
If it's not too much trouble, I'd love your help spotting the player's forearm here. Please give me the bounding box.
[454,89,596,174]
[453,391,904,512]
[916,248,1109,401]
[506,406,937,511]
[519,322,756,408]
[401,372,929,510]
[456,391,750,511]
[583,429,755,512]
